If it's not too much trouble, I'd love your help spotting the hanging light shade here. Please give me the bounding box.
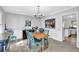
[34,6,45,19]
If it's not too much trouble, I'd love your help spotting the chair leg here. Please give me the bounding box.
[37,41,42,52]
[46,39,48,46]
[32,44,37,52]
[44,39,48,49]
[6,42,10,52]
[27,39,28,46]
[41,40,42,50]
[29,40,31,49]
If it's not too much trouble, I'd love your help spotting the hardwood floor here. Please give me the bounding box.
[64,34,76,46]
[9,38,79,52]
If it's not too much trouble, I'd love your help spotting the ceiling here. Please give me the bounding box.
[63,13,76,21]
[2,6,76,16]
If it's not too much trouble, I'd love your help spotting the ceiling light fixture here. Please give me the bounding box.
[34,6,45,19]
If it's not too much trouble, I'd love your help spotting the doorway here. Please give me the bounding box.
[62,13,77,46]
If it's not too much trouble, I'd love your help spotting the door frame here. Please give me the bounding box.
[62,11,78,47]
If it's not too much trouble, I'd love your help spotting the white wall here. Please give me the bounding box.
[0,7,6,40]
[41,14,62,41]
[63,19,72,28]
[0,11,3,40]
[5,13,41,39]
[76,11,79,47]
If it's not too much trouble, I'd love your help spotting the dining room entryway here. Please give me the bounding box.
[62,13,77,47]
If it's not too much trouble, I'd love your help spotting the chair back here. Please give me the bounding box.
[27,31,35,45]
[43,30,49,35]
[39,28,44,33]
[5,35,11,51]
[7,29,14,35]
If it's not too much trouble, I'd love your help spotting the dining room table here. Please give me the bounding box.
[32,32,48,50]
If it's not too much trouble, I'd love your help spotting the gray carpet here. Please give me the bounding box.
[9,38,79,52]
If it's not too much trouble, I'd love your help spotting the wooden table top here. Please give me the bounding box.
[33,32,48,39]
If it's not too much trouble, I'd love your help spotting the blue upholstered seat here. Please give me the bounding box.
[8,29,17,41]
[43,30,49,35]
[27,31,42,52]
[43,30,49,47]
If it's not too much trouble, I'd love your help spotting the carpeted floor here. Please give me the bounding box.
[9,38,79,52]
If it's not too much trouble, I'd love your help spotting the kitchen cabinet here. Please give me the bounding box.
[64,28,76,37]
[70,28,76,35]
[64,29,70,37]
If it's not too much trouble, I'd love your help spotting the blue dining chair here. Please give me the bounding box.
[27,31,42,52]
[39,28,44,33]
[43,30,49,48]
[0,40,5,52]
[4,29,17,52]
[5,35,11,52]
[27,31,34,49]
[8,29,17,41]
[43,30,49,35]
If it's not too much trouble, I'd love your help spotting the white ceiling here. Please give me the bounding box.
[63,13,76,21]
[2,6,76,16]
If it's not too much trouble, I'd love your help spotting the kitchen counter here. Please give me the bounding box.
[64,27,76,29]
[64,27,77,37]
